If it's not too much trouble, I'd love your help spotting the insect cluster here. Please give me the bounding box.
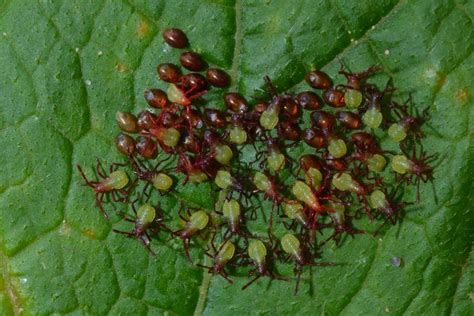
[78,28,435,293]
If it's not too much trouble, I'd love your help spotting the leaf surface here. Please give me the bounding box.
[0,0,472,315]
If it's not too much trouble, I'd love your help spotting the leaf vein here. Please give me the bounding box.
[337,241,380,314]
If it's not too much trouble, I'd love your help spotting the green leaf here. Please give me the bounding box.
[0,0,472,315]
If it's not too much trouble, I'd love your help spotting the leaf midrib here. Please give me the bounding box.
[0,251,22,315]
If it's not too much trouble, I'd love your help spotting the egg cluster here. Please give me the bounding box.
[78,28,435,293]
